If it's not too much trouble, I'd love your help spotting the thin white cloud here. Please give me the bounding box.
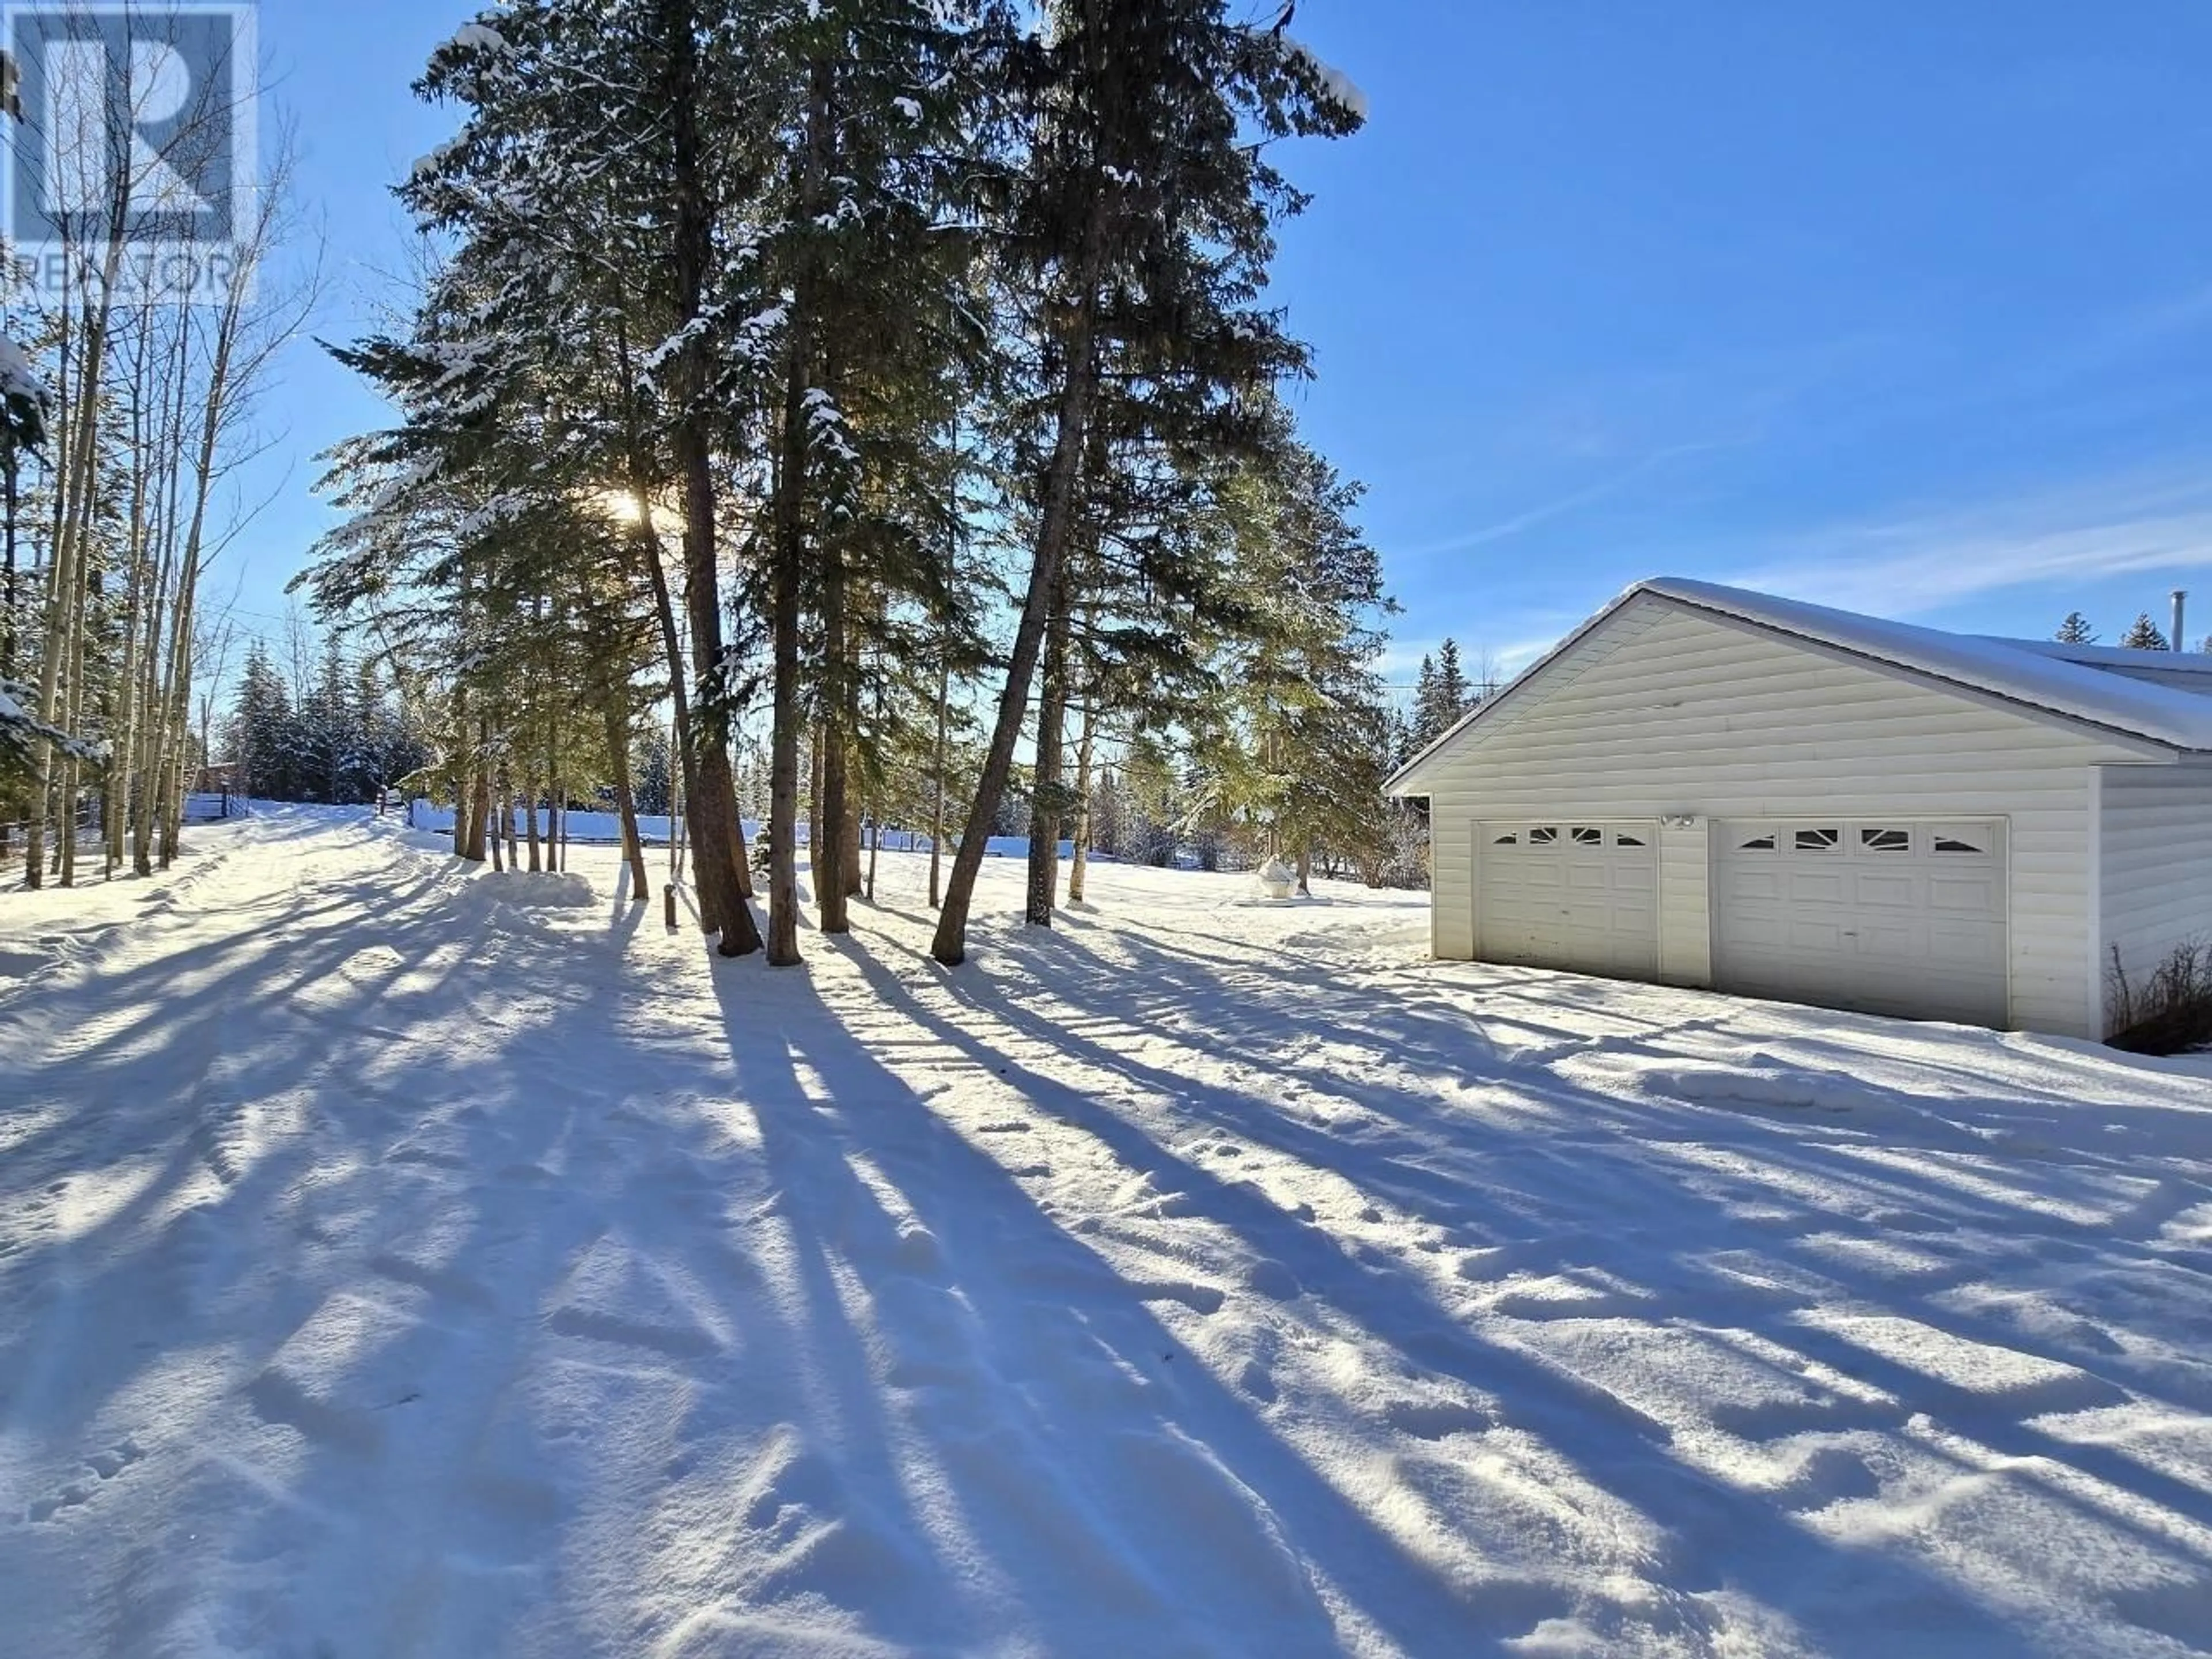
[1372,638,1440,680]
[1393,441,1741,562]
[1494,634,1563,675]
[1728,464,2212,619]
[1372,636,1539,692]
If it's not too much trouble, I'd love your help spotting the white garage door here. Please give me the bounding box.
[1476,821,1660,981]
[1713,819,2008,1027]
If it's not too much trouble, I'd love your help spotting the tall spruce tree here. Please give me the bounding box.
[1411,638,1472,748]
[930,2,1363,963]
[1433,639,1471,721]
[228,643,299,801]
[1187,404,1392,889]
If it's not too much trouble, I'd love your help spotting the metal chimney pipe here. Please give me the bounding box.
[2174,589,2188,653]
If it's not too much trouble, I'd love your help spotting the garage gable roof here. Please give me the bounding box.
[1387,576,2212,794]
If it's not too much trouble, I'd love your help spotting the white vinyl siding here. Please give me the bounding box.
[1416,596,2146,1037]
[1661,817,1711,986]
[2099,763,2212,1035]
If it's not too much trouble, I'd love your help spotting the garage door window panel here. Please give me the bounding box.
[1931,824,1994,855]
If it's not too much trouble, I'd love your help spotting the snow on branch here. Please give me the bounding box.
[0,677,103,767]
[0,334,51,452]
[1285,36,1368,122]
[0,335,47,409]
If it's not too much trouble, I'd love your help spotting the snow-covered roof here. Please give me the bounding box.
[1997,635,2212,680]
[1388,576,2212,794]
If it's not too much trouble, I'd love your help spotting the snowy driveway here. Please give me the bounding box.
[2,808,2210,1657]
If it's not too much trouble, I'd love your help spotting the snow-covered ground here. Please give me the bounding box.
[3,806,2211,1657]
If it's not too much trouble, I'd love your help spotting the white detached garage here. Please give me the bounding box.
[1387,578,2212,1039]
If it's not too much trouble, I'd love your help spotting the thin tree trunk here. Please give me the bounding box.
[608,700,649,902]
[132,419,182,877]
[820,730,851,931]
[545,735,560,874]
[928,654,949,910]
[107,583,143,880]
[931,187,1111,965]
[862,668,885,904]
[130,620,162,875]
[1,446,17,862]
[1068,691,1096,906]
[764,54,833,968]
[819,537,851,933]
[150,566,191,871]
[659,0,756,956]
[56,536,92,885]
[612,324,754,906]
[666,713,682,881]
[108,357,151,880]
[842,798,863,899]
[461,718,491,863]
[1024,588,1071,926]
[450,687,471,855]
[671,750,688,881]
[154,180,253,871]
[727,737,752,896]
[766,532,805,965]
[525,783,542,872]
[1,449,14,688]
[807,725,824,888]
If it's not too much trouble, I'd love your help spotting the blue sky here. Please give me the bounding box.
[222,0,2212,688]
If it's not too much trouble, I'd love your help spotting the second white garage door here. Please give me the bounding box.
[1476,821,1660,981]
[1713,819,2008,1027]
